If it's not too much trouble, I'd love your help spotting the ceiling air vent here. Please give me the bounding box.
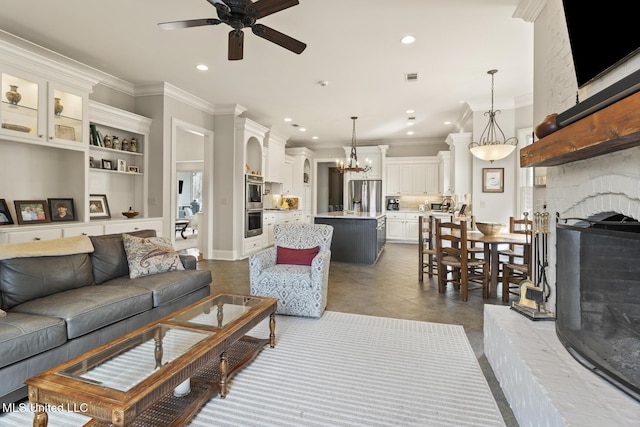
[405,73,419,82]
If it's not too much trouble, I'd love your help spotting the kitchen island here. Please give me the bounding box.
[314,212,386,264]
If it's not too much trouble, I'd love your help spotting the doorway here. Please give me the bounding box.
[328,167,344,211]
[171,118,214,259]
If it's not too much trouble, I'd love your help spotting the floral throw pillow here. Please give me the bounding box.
[122,234,184,279]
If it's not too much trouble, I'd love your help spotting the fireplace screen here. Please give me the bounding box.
[556,214,640,402]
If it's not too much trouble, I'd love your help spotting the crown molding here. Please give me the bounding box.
[513,0,547,22]
[134,82,215,114]
[215,104,247,116]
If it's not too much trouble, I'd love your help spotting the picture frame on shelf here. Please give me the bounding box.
[117,159,127,172]
[482,168,504,193]
[48,198,76,222]
[128,165,140,173]
[0,199,14,225]
[102,159,112,170]
[89,194,111,219]
[14,200,50,225]
[54,124,76,141]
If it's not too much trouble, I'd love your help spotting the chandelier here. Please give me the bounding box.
[336,116,372,173]
[468,69,518,162]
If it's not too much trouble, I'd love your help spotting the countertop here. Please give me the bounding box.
[315,212,385,220]
[387,209,452,215]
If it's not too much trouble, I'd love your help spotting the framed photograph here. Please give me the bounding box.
[102,159,113,170]
[48,198,76,222]
[483,168,504,193]
[117,159,127,172]
[89,194,111,219]
[0,199,14,225]
[14,200,51,225]
[128,165,140,173]
[54,124,76,141]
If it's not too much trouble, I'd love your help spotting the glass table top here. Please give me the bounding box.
[57,324,211,392]
[169,294,266,329]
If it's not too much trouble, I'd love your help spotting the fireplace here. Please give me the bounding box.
[556,213,640,402]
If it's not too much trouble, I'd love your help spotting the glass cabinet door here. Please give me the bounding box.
[1,72,41,138]
[51,88,83,143]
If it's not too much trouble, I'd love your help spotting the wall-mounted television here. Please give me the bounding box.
[562,1,640,88]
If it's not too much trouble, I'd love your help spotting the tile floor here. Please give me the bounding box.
[183,242,519,426]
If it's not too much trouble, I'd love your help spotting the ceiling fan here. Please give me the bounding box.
[158,0,307,60]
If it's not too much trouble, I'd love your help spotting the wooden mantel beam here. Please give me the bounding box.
[520,90,640,167]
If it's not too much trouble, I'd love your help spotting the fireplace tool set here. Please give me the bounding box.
[511,211,555,320]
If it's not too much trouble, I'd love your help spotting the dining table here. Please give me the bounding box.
[466,231,529,298]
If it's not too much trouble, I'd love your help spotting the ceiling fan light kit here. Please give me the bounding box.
[158,0,307,61]
[468,69,518,163]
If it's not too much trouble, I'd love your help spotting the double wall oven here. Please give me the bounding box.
[245,174,263,237]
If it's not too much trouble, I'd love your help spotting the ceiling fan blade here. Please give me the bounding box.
[229,30,244,60]
[158,18,222,30]
[248,0,299,19]
[252,24,306,54]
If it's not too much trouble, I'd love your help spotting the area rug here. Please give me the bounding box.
[0,312,505,426]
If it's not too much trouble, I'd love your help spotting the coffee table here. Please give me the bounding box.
[25,293,278,427]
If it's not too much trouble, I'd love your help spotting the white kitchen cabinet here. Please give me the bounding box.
[263,211,276,246]
[266,132,286,183]
[385,212,420,242]
[282,155,293,194]
[385,157,440,196]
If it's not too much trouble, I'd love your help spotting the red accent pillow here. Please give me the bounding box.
[276,246,320,266]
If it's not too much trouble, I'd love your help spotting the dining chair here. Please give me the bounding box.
[499,216,532,302]
[418,215,437,281]
[435,218,489,301]
[451,214,484,261]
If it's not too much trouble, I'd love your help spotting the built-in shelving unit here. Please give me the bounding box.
[521,90,640,167]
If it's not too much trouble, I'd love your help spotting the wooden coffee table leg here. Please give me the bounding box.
[33,408,48,427]
[219,351,228,398]
[269,313,276,348]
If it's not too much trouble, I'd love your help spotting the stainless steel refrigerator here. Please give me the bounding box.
[348,180,382,213]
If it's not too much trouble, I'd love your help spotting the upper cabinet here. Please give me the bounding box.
[1,69,88,149]
[265,130,287,183]
[385,157,440,195]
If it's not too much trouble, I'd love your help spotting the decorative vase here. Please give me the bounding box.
[103,135,112,149]
[111,136,120,150]
[534,113,560,139]
[5,85,21,105]
[130,137,137,152]
[121,138,129,151]
[54,97,64,116]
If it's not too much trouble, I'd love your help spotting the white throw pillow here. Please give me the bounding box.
[122,234,184,279]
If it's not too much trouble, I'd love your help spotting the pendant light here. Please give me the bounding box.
[468,69,518,162]
[336,116,372,173]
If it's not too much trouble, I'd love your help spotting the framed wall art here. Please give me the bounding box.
[482,168,504,193]
[48,198,76,222]
[14,200,50,225]
[0,199,14,225]
[89,194,111,219]
[128,165,139,173]
[117,159,127,172]
[102,159,113,170]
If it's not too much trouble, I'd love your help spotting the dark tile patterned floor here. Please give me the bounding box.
[187,243,519,426]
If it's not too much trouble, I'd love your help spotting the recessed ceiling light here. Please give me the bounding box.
[284,117,292,122]
[406,109,415,114]
[312,136,319,140]
[401,35,416,44]
[407,131,414,135]
[407,122,414,126]
[195,64,208,71]
[299,128,307,132]
[444,121,452,125]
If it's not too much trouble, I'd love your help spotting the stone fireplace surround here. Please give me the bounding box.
[486,90,640,425]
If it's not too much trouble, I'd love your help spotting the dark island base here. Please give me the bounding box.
[314,216,385,264]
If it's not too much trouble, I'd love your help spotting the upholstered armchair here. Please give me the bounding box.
[249,223,334,318]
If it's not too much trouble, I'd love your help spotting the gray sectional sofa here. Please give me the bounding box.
[0,230,211,405]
